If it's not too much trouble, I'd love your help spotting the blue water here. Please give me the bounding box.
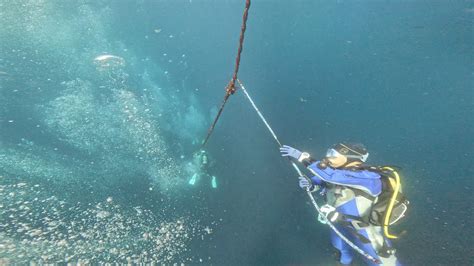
[0,0,472,265]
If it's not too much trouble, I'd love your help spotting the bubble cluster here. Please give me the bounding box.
[0,177,208,264]
[42,78,183,191]
[0,1,213,263]
[0,140,93,189]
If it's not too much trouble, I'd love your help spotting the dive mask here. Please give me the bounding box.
[326,148,369,162]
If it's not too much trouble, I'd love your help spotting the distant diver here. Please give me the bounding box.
[188,149,217,189]
[281,142,408,266]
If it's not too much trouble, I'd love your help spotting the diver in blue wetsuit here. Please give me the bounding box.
[281,142,401,266]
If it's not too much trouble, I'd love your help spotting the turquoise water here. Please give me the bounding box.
[0,1,472,265]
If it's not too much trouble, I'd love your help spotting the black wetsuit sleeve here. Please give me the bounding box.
[302,157,317,167]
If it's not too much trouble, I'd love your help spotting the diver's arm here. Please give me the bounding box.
[298,176,323,192]
[308,173,325,186]
[299,153,317,167]
[307,162,382,196]
[280,145,317,165]
[280,145,323,188]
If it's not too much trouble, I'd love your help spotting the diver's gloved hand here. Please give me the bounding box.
[298,176,314,190]
[319,204,340,223]
[280,145,302,160]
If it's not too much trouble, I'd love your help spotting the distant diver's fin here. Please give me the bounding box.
[189,173,198,185]
[211,176,217,189]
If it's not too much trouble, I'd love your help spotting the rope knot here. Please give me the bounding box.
[226,80,237,95]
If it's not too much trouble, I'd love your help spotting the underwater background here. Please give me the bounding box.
[0,0,472,265]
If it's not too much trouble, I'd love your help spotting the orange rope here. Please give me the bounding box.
[202,0,251,147]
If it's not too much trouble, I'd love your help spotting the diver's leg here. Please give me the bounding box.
[331,230,354,265]
[355,226,401,266]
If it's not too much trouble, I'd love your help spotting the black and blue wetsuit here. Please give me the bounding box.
[307,161,401,266]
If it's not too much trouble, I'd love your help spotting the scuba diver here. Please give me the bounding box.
[188,149,217,189]
[281,142,403,266]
